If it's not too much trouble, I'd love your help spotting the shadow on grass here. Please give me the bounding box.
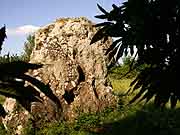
[88,104,180,135]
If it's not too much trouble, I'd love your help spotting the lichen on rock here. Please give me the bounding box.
[2,17,117,134]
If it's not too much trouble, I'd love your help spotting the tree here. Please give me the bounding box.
[91,0,180,108]
[0,26,61,117]
[21,34,35,62]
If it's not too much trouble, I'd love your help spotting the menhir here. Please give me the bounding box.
[2,17,117,134]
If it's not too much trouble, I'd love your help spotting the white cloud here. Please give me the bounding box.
[7,25,40,36]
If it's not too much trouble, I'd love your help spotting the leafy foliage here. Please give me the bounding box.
[0,26,61,117]
[92,0,180,108]
[21,34,35,62]
[109,57,138,79]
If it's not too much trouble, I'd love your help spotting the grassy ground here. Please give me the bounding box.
[1,77,180,135]
[21,77,180,135]
[111,78,132,92]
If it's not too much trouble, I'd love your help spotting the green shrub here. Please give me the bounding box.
[35,121,91,135]
[37,122,69,135]
[75,113,100,130]
[0,53,23,63]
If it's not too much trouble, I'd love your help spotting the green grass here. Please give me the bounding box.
[24,102,180,135]
[0,74,178,135]
[21,77,180,135]
[110,78,132,92]
[0,95,5,104]
[0,76,178,135]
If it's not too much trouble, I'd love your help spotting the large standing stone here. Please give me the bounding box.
[2,17,117,134]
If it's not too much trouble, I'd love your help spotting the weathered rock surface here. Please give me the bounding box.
[2,98,30,134]
[2,17,117,134]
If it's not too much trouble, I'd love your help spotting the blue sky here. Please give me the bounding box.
[0,0,123,55]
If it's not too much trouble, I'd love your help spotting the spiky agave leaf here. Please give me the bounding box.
[0,104,6,118]
[0,61,42,78]
[19,74,62,109]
